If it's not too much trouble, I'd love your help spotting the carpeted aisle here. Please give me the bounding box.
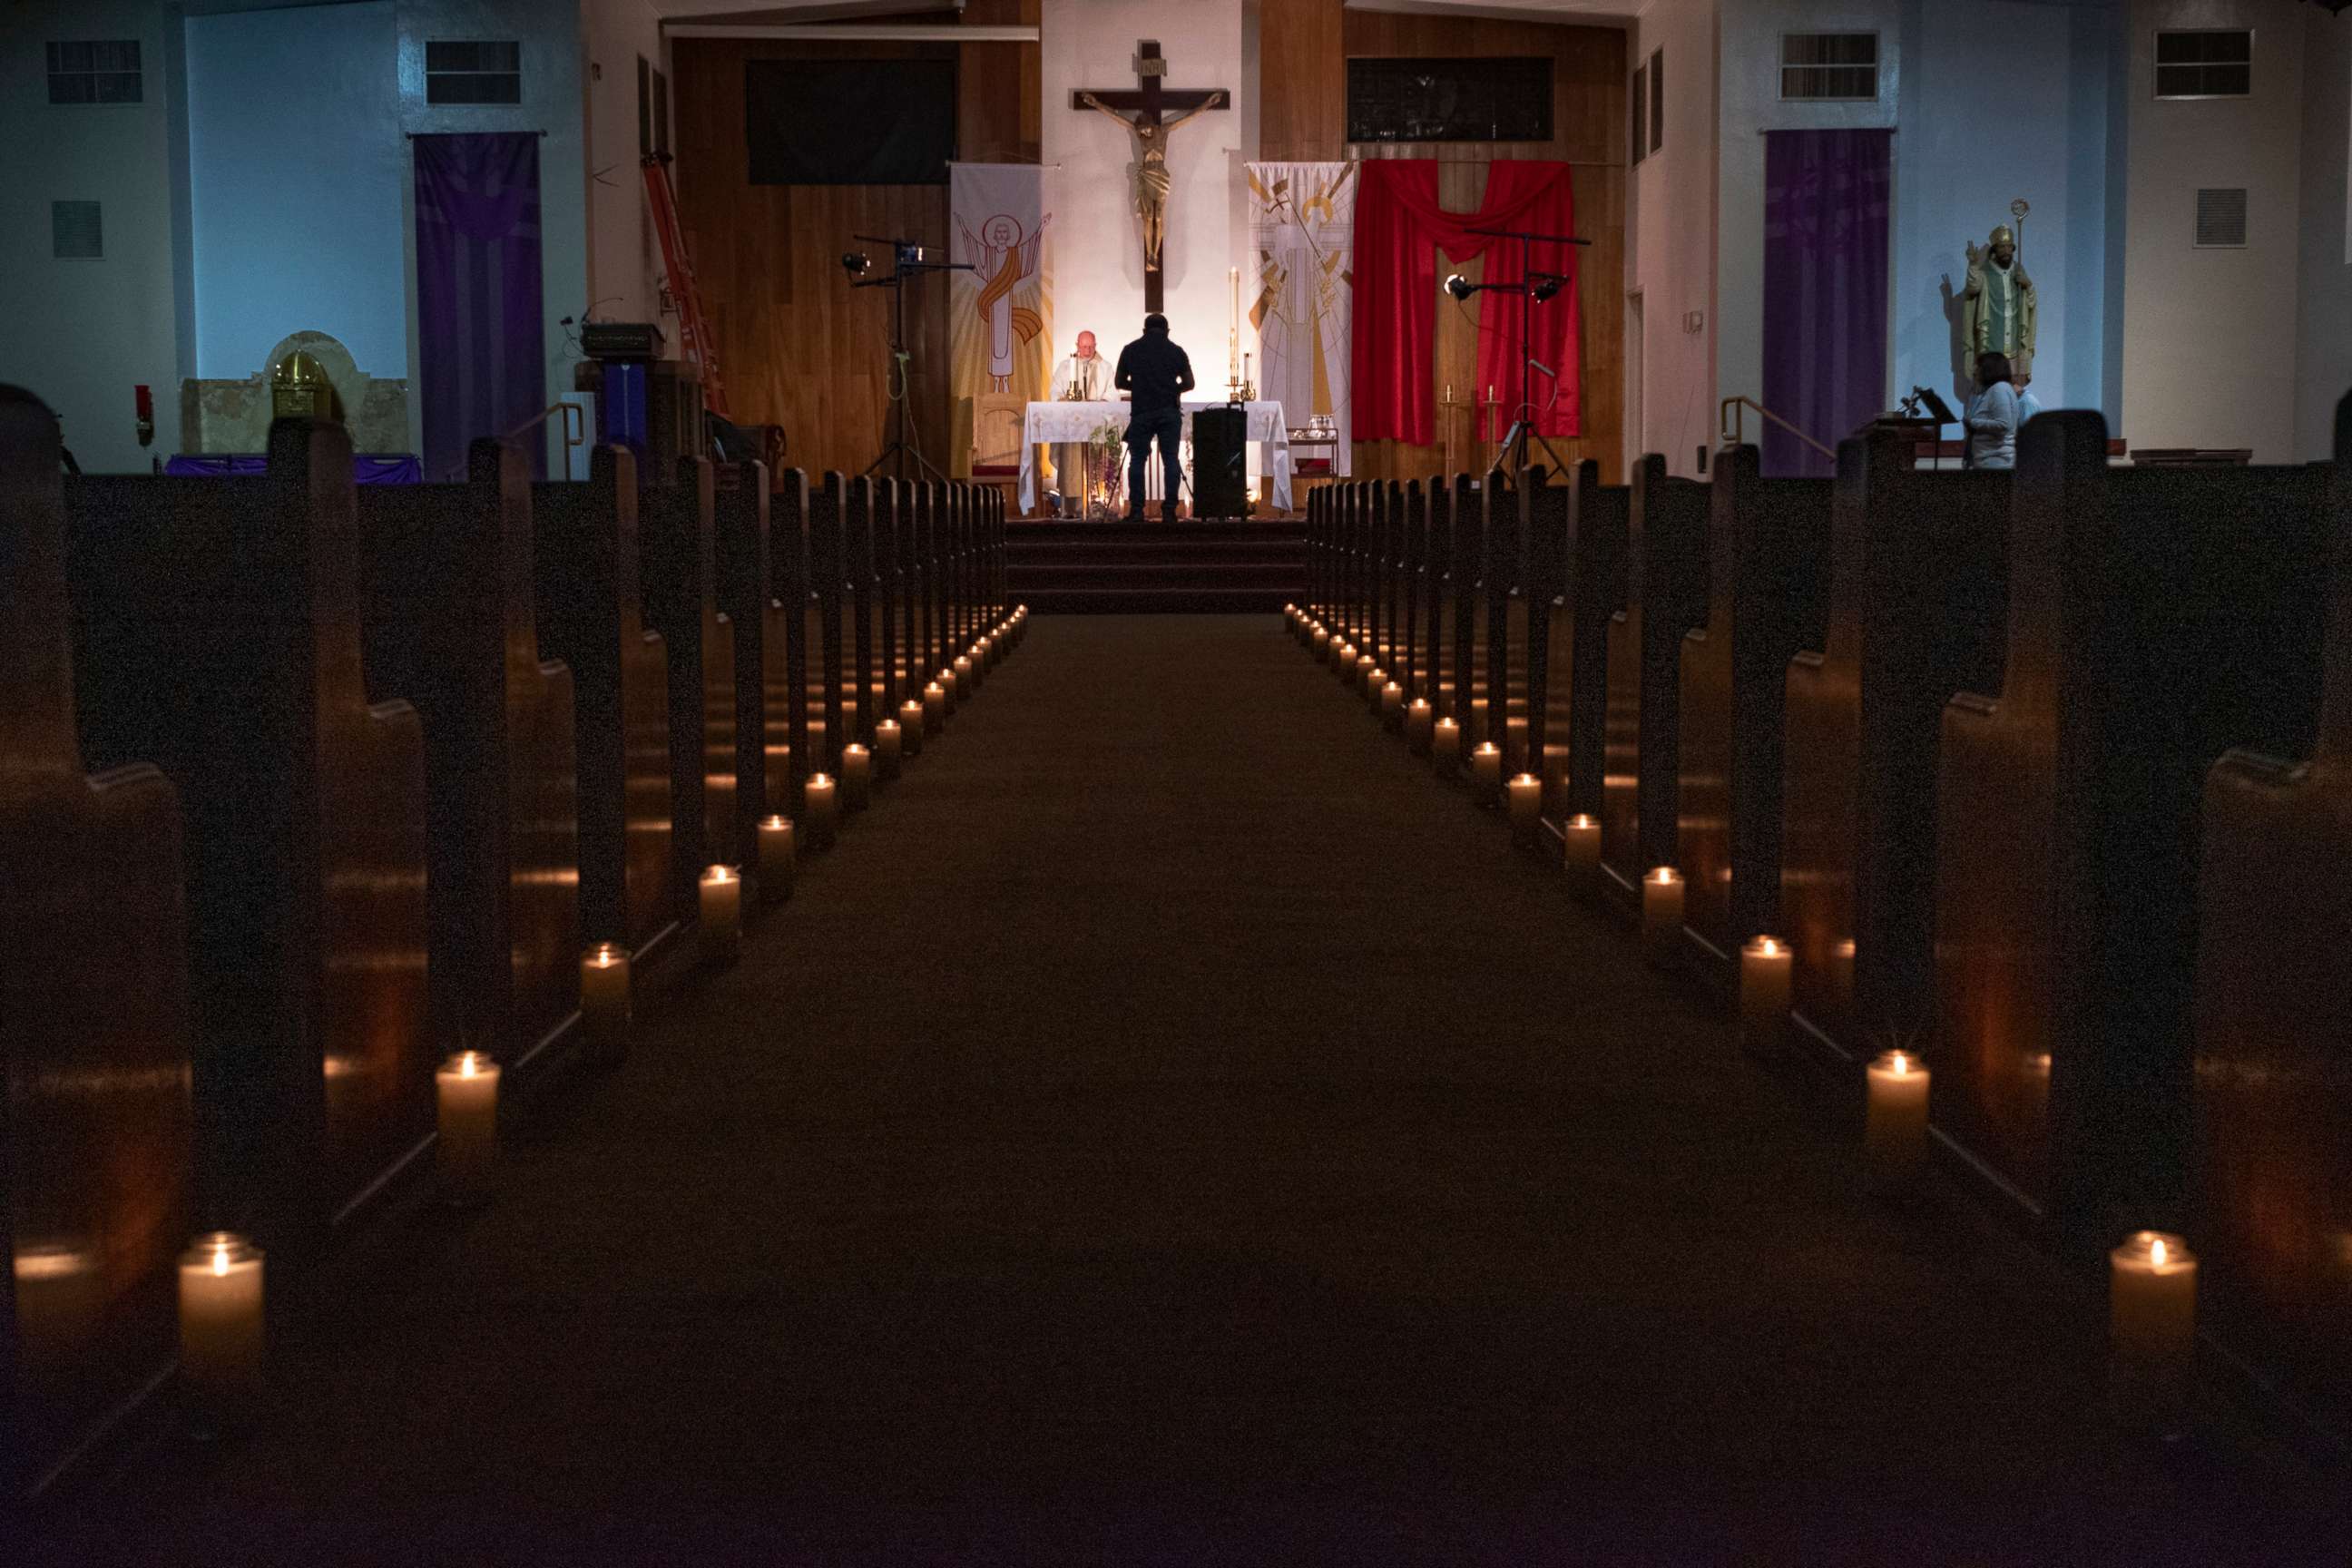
[35,616,2347,1565]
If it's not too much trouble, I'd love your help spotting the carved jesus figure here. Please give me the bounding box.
[1078,88,1226,273]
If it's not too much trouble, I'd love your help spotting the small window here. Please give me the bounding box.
[2156,30,2251,99]
[47,40,142,104]
[638,56,652,156]
[1630,64,1646,165]
[2195,187,2248,248]
[1780,34,1878,102]
[53,201,103,260]
[653,68,670,158]
[426,40,522,105]
[1649,48,1663,152]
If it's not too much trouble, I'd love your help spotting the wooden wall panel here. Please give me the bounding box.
[672,15,1038,481]
[1259,0,1628,486]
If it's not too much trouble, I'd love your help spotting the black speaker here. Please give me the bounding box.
[1190,406,1249,518]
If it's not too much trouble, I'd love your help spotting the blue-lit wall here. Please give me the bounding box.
[186,2,408,381]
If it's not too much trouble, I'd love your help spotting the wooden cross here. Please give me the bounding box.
[1070,39,1230,315]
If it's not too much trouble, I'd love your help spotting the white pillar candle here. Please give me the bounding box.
[1364,664,1387,706]
[924,681,947,733]
[1313,625,1332,661]
[1864,1049,1932,1188]
[178,1231,264,1429]
[1506,772,1542,843]
[1433,716,1462,774]
[1406,699,1434,753]
[699,864,744,963]
[979,633,997,670]
[1740,936,1793,1054]
[2109,1230,2199,1418]
[1562,813,1601,881]
[804,772,838,850]
[580,942,632,1056]
[1505,715,1530,773]
[1335,642,1357,682]
[757,815,796,902]
[842,743,872,811]
[1641,866,1684,965]
[1381,681,1405,730]
[901,697,928,756]
[1471,741,1504,803]
[954,653,975,697]
[435,1050,501,1204]
[938,668,959,715]
[875,719,903,781]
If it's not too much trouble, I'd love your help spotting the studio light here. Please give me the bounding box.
[841,251,871,279]
[1444,272,1476,302]
[1531,272,1566,304]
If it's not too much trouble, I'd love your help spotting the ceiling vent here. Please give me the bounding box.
[2195,187,2248,248]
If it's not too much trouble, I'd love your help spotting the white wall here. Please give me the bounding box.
[2122,0,2305,459]
[0,1,184,471]
[2293,5,2352,461]
[1041,0,1250,383]
[1628,0,1719,476]
[580,0,668,329]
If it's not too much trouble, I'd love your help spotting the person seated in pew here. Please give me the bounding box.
[1964,352,2021,471]
[2014,371,2042,430]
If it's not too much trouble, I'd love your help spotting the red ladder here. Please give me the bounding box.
[642,155,730,419]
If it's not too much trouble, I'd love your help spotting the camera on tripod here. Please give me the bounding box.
[840,233,975,482]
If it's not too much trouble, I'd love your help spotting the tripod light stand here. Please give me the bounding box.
[844,236,974,484]
[1445,225,1589,485]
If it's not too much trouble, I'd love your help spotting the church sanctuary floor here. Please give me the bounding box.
[29,616,2348,1566]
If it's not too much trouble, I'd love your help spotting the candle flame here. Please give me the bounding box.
[1649,867,1677,885]
[705,865,733,884]
[460,1052,480,1078]
[760,815,787,829]
[1891,1053,1910,1075]
[2150,1237,2167,1268]
[1760,938,1780,956]
[1571,814,1595,829]
[211,1244,230,1277]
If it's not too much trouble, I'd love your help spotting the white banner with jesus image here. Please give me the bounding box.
[1247,161,1356,476]
[949,162,1054,473]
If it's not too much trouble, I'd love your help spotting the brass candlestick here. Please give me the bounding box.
[1437,385,1467,476]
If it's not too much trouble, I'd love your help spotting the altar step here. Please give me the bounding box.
[1006,518,1306,614]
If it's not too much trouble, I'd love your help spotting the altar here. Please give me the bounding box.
[1018,399,1294,514]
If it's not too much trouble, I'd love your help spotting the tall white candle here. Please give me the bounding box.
[1335,642,1357,682]
[804,772,838,849]
[757,814,796,901]
[953,653,975,699]
[1434,716,1462,774]
[1562,813,1601,881]
[435,1050,501,1204]
[580,942,631,1056]
[2109,1230,2199,1419]
[842,743,872,811]
[875,719,903,781]
[938,668,959,715]
[1471,741,1503,803]
[1381,681,1406,730]
[699,864,743,963]
[1506,772,1542,843]
[1313,625,1332,661]
[901,697,928,756]
[178,1231,264,1429]
[924,681,947,733]
[1364,664,1387,706]
[1740,936,1793,1054]
[1642,867,1684,965]
[1864,1049,1931,1188]
[1406,698,1434,753]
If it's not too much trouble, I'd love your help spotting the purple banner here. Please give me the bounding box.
[1761,130,1892,478]
[414,132,545,482]
[165,453,423,485]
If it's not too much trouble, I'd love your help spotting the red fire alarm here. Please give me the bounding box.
[134,383,154,447]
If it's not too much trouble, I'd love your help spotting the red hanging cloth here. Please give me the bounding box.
[1352,159,1581,445]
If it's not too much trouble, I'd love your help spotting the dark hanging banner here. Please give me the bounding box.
[412,132,546,481]
[745,58,957,185]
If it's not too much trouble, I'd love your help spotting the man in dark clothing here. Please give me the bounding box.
[1112,313,1194,522]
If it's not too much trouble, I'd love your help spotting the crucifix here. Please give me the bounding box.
[1072,39,1230,315]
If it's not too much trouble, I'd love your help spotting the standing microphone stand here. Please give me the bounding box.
[1462,226,1590,485]
[851,234,975,484]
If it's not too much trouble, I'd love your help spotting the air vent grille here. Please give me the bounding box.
[52,201,102,260]
[2195,187,2247,248]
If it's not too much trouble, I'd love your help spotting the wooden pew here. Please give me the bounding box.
[917,481,943,690]
[873,477,902,726]
[67,418,430,1258]
[1396,479,1426,701]
[1935,410,2328,1243]
[986,486,1006,626]
[1446,476,1481,731]
[2190,396,2352,1421]
[642,457,732,891]
[1538,463,1628,836]
[942,484,965,660]
[769,469,812,792]
[1339,483,1364,651]
[1601,456,1710,900]
[1370,480,1396,672]
[1676,445,1832,982]
[1309,485,1334,635]
[713,459,777,858]
[807,474,848,776]
[844,477,878,748]
[1521,469,1564,801]
[355,440,581,1063]
[1415,477,1453,711]
[1780,430,2007,1058]
[2,387,193,1496]
[534,447,675,956]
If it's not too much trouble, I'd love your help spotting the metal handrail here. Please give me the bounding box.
[1719,396,1835,461]
[465,401,586,479]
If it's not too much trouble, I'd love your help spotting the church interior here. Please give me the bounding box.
[6,0,2352,1558]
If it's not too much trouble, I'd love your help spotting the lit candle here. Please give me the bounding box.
[178,1231,263,1430]
[874,719,903,781]
[1864,1049,1932,1188]
[1505,715,1529,773]
[1739,936,1793,1054]
[1364,664,1387,706]
[954,653,975,698]
[804,772,838,850]
[2109,1230,2199,1420]
[1381,681,1405,730]
[1335,642,1357,681]
[1469,696,1491,747]
[1471,740,1503,802]
[1433,716,1462,774]
[1562,812,1600,881]
[1406,698,1434,753]
[1506,771,1542,843]
[757,815,796,902]
[435,1049,500,1204]
[699,863,743,963]
[901,697,928,756]
[1641,866,1684,965]
[924,681,947,733]
[979,633,997,670]
[580,942,631,1057]
[1313,625,1332,661]
[842,743,872,811]
[938,667,960,715]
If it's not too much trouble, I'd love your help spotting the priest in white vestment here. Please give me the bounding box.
[1048,330,1112,514]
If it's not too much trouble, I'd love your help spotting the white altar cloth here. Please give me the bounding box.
[1018,399,1292,514]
